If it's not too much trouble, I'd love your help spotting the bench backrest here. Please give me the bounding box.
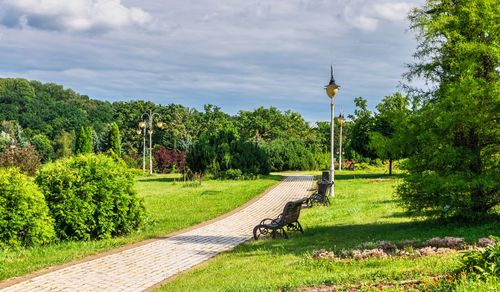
[321,171,329,182]
[279,200,303,225]
[317,181,329,197]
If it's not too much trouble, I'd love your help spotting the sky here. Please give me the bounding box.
[0,0,425,122]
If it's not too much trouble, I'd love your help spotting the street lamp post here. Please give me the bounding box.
[138,111,163,175]
[325,65,340,197]
[338,113,345,171]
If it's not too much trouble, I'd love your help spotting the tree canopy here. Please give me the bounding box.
[397,0,500,219]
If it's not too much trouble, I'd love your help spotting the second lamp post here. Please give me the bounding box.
[138,111,163,175]
[338,113,345,171]
[325,65,340,197]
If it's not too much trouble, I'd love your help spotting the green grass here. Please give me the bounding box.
[160,172,500,291]
[0,174,281,281]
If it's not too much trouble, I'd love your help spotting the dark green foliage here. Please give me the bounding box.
[368,93,410,174]
[0,168,55,249]
[348,97,377,159]
[36,154,145,240]
[187,126,237,174]
[0,145,41,175]
[30,134,54,162]
[263,139,317,171]
[187,125,270,176]
[231,140,270,175]
[1,77,342,173]
[108,123,121,156]
[398,0,500,219]
[0,78,113,140]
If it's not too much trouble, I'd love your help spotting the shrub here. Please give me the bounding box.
[0,168,55,249]
[215,169,243,180]
[457,236,499,278]
[0,145,41,175]
[36,154,145,240]
[263,139,316,171]
[186,127,269,177]
[153,146,185,173]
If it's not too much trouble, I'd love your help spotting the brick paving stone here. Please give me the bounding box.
[1,175,312,292]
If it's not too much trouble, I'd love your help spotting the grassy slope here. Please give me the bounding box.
[161,172,500,291]
[0,174,281,281]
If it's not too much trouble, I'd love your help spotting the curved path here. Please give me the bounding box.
[1,175,312,291]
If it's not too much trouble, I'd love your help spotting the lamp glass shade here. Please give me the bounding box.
[157,121,164,128]
[325,85,339,99]
[136,129,142,135]
[139,121,146,128]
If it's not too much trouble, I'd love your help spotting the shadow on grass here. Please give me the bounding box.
[241,215,500,257]
[334,173,405,180]
[136,176,179,183]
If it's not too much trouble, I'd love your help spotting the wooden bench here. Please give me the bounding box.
[253,199,304,240]
[304,180,331,207]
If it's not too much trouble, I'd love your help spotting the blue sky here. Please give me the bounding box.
[0,0,424,122]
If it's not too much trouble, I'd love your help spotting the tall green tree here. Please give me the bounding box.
[75,127,93,154]
[398,0,500,219]
[369,93,410,175]
[108,123,121,156]
[54,131,74,159]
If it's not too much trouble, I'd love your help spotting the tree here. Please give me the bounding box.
[108,123,121,156]
[31,134,54,162]
[75,127,93,154]
[54,131,74,158]
[348,97,377,160]
[369,93,410,174]
[398,0,500,219]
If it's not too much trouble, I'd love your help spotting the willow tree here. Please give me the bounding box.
[398,0,499,219]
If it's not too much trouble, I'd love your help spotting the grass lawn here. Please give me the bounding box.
[0,174,281,281]
[160,171,500,291]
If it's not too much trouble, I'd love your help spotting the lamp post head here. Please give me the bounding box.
[325,65,340,99]
[139,121,146,128]
[136,129,142,135]
[338,113,345,125]
[156,121,164,128]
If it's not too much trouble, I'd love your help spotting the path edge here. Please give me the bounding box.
[146,175,316,291]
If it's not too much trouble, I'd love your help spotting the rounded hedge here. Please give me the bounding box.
[0,168,55,249]
[36,154,144,240]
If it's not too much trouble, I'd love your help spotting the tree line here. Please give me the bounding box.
[0,0,498,220]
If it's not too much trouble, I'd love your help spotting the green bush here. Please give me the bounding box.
[263,139,317,171]
[186,127,270,177]
[0,168,55,249]
[36,154,145,240]
[458,237,499,278]
[215,169,243,180]
[30,134,54,162]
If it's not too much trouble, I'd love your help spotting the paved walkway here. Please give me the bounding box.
[1,175,312,292]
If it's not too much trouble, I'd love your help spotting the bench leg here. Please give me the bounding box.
[282,228,289,239]
[296,221,304,234]
[253,225,271,240]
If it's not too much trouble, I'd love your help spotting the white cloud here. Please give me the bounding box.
[1,0,151,32]
[372,2,415,21]
[342,1,418,31]
[0,0,426,119]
